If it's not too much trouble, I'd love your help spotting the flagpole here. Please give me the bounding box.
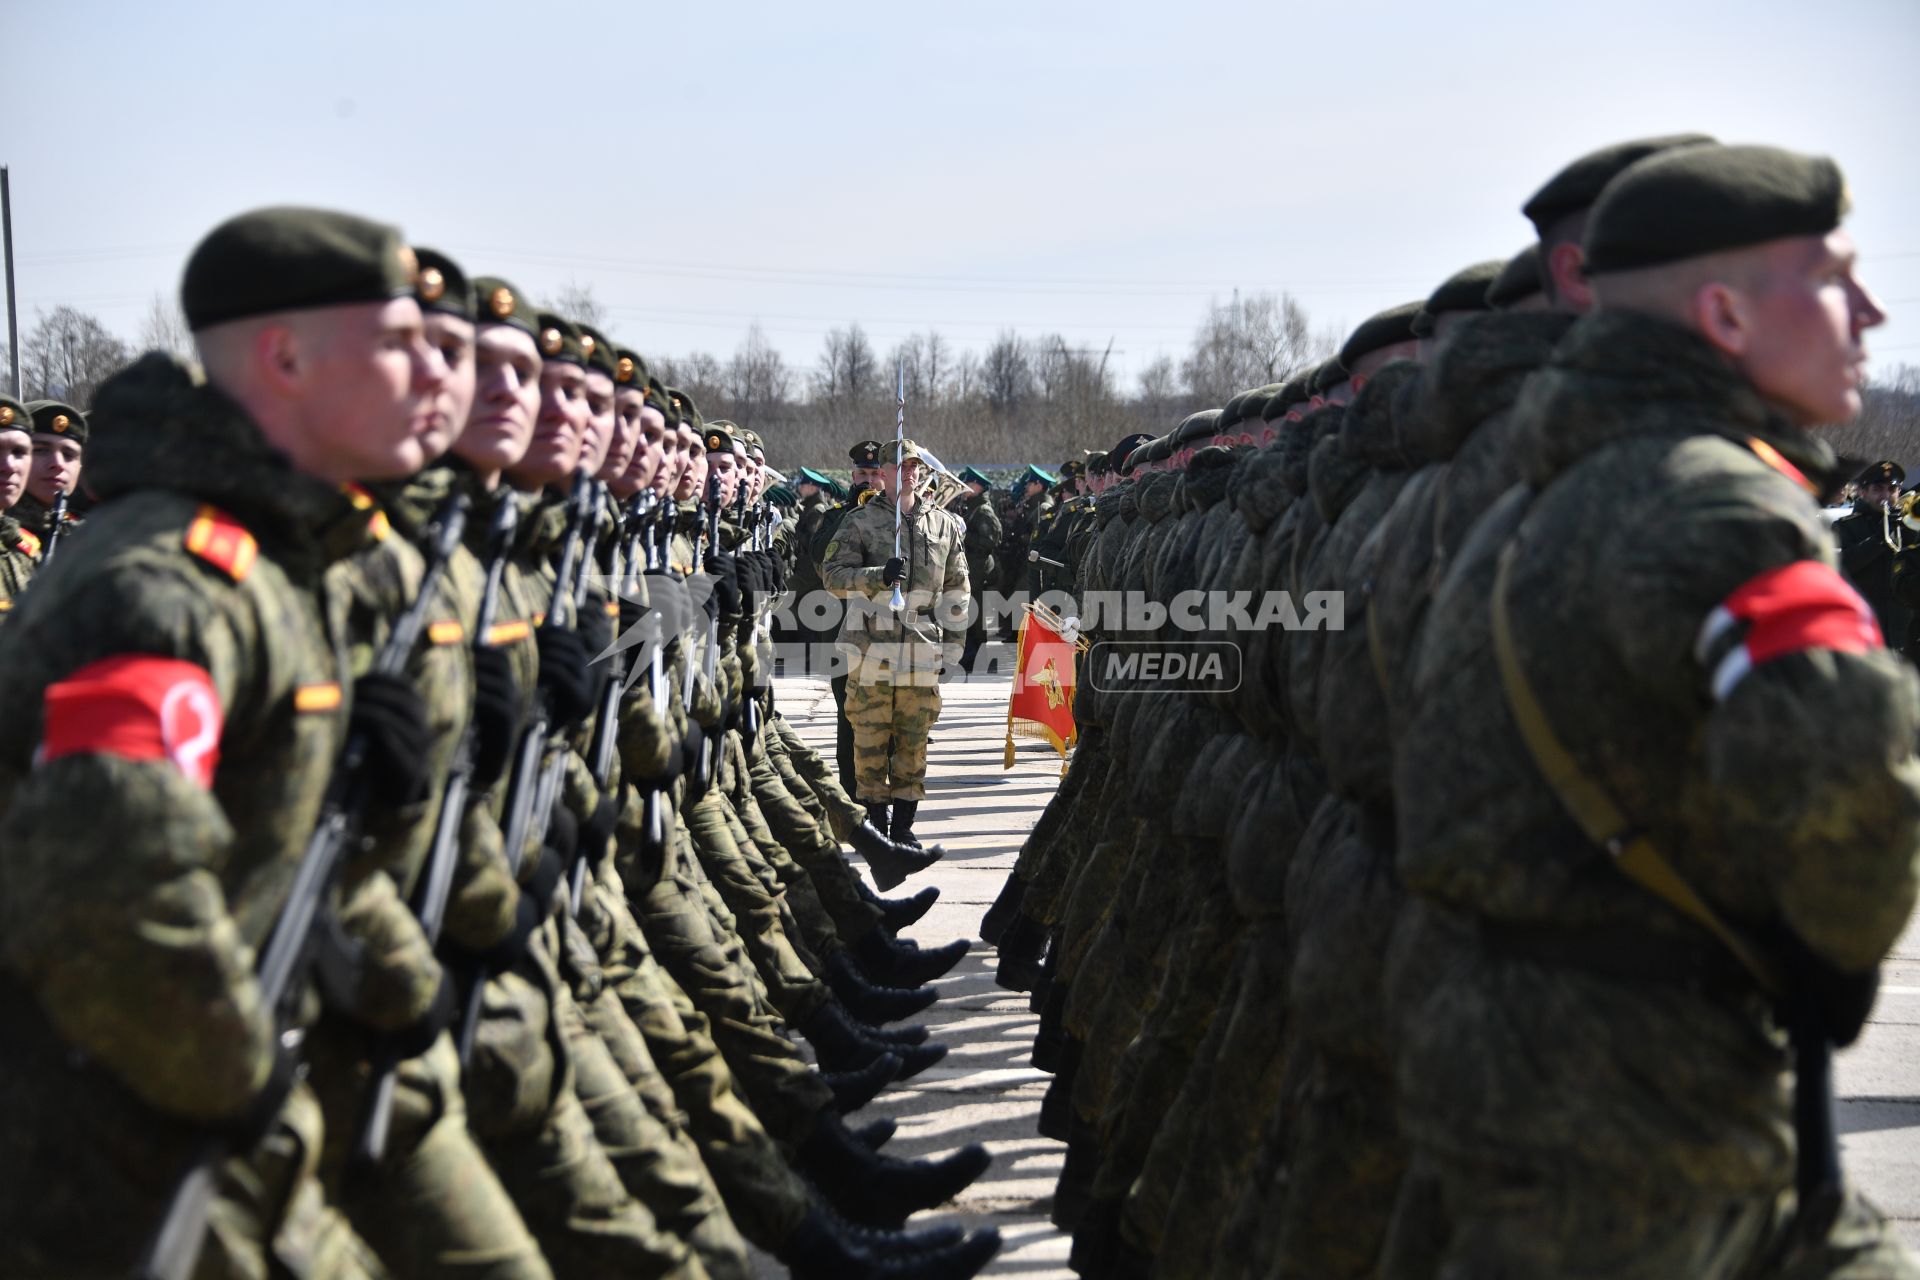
[890,358,906,612]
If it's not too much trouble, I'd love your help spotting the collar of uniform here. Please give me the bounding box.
[1416,309,1577,465]
[84,351,375,574]
[366,465,461,542]
[1514,309,1833,492]
[0,512,22,553]
[8,490,54,536]
[515,488,569,560]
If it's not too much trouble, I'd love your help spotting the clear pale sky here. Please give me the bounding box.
[4,0,1917,392]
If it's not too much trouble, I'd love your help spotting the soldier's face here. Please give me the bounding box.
[710,450,740,506]
[580,371,617,477]
[1733,231,1886,427]
[461,325,542,476]
[603,387,644,490]
[419,313,476,463]
[882,459,920,501]
[1861,481,1897,506]
[295,296,447,481]
[678,443,706,502]
[28,434,83,505]
[0,433,29,509]
[519,360,589,487]
[630,405,668,496]
[851,465,882,494]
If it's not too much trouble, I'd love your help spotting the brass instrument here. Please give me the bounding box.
[1882,499,1900,552]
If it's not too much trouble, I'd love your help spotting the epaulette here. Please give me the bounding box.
[184,504,259,582]
[15,528,41,559]
[343,483,392,540]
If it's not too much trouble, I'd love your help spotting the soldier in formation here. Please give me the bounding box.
[0,208,1007,1279]
[983,134,1918,1280]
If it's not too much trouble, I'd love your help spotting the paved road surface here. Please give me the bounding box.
[759,667,1920,1274]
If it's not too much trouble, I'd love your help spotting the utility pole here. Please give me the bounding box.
[1,167,17,395]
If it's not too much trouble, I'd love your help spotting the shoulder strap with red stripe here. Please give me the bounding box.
[183,505,259,582]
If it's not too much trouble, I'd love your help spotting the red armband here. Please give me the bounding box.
[40,655,223,788]
[1695,560,1882,700]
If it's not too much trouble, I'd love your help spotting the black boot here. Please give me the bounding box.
[1070,1194,1125,1277]
[1037,1037,1083,1140]
[980,874,1027,945]
[854,929,970,987]
[800,1110,994,1230]
[822,1053,901,1113]
[851,1117,897,1151]
[1031,982,1073,1073]
[994,913,1048,992]
[1051,1120,1101,1231]
[877,884,939,930]
[864,802,891,837]
[781,1203,1000,1279]
[812,1198,969,1254]
[890,799,922,848]
[1027,942,1057,1014]
[803,1000,949,1079]
[826,951,940,1024]
[848,819,943,891]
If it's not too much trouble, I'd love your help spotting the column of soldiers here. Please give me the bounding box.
[0,211,1011,1278]
[985,135,1920,1280]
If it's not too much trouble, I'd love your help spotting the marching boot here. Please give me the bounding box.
[825,952,940,1025]
[854,929,970,987]
[803,999,949,1079]
[1037,1038,1083,1140]
[980,873,1027,944]
[1051,1123,1101,1231]
[1110,1232,1155,1280]
[1027,941,1057,1014]
[849,819,943,890]
[864,802,891,838]
[850,1117,898,1151]
[1031,982,1073,1073]
[1070,1195,1125,1278]
[890,799,922,848]
[781,1203,1001,1280]
[823,1053,901,1113]
[994,913,1048,992]
[875,884,940,930]
[800,1110,995,1230]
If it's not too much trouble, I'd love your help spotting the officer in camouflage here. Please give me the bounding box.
[824,438,971,848]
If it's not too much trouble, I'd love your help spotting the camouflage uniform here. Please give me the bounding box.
[0,355,387,1278]
[0,513,37,614]
[954,488,1001,653]
[822,491,969,802]
[1390,311,1920,1278]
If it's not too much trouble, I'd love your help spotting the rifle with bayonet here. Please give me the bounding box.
[350,492,517,1169]
[457,470,594,1064]
[139,490,471,1280]
[39,491,68,565]
[569,488,648,915]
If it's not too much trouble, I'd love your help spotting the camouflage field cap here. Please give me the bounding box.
[1585,144,1850,276]
[182,206,418,330]
[412,247,476,323]
[28,399,87,446]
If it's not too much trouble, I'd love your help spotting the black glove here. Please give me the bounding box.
[579,797,617,868]
[682,721,710,800]
[474,845,565,972]
[1770,922,1882,1048]
[470,645,521,791]
[700,589,721,626]
[703,552,742,616]
[350,672,433,806]
[545,805,579,862]
[882,557,906,586]
[534,624,594,728]
[579,603,615,669]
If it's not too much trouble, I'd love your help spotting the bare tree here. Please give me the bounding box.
[811,324,878,425]
[1826,364,1920,475]
[1136,354,1181,426]
[723,324,793,429]
[139,293,195,361]
[545,281,607,328]
[22,306,133,407]
[981,331,1033,418]
[1181,291,1327,407]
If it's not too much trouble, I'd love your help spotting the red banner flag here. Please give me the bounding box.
[1006,603,1079,769]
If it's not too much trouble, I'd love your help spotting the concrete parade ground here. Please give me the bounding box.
[760,665,1920,1276]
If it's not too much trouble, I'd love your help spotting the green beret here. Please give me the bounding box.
[27,400,87,446]
[959,465,993,488]
[577,324,618,378]
[612,346,650,396]
[1175,409,1224,445]
[1219,390,1254,429]
[534,312,588,367]
[666,387,702,430]
[1309,359,1346,395]
[0,394,32,438]
[1264,377,1312,419]
[413,247,476,323]
[702,421,737,454]
[741,429,765,456]
[182,206,417,330]
[1411,260,1503,337]
[1108,432,1152,468]
[1142,437,1173,465]
[1486,245,1544,309]
[1240,384,1281,423]
[1522,133,1718,238]
[473,275,537,336]
[646,375,669,412]
[849,439,883,466]
[1585,144,1850,276]
[1338,301,1424,372]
